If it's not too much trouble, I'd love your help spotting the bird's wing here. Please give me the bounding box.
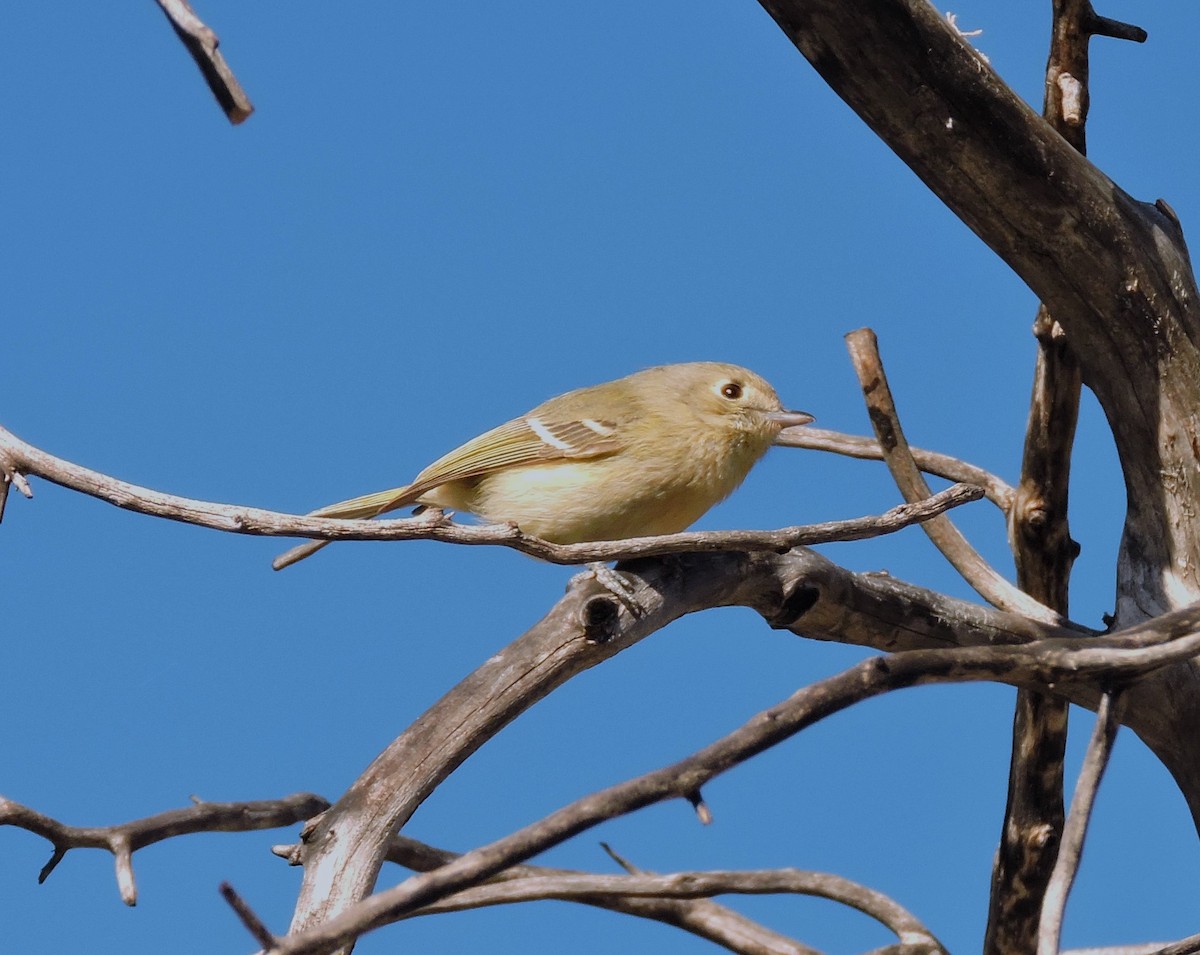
[405,413,625,496]
[273,413,626,571]
[305,414,624,520]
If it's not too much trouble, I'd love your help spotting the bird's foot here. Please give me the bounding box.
[573,562,646,620]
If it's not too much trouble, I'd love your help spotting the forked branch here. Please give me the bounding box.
[775,425,1015,512]
[261,601,1200,955]
[0,793,326,905]
[375,835,826,955]
[985,0,1094,947]
[362,834,944,954]
[845,328,1061,624]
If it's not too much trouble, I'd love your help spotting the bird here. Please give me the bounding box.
[273,361,813,570]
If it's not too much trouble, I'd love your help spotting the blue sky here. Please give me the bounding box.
[3,2,1196,952]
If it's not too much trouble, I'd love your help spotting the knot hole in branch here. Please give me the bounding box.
[580,595,621,643]
[768,583,820,630]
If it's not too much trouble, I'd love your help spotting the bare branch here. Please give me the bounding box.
[0,423,981,564]
[755,0,1200,628]
[284,543,1092,946]
[284,834,819,955]
[153,0,253,123]
[1038,692,1124,955]
[371,834,939,955]
[221,881,278,950]
[1083,12,1147,44]
[1064,947,1180,955]
[687,791,714,825]
[0,447,33,527]
[0,793,326,906]
[283,537,1118,949]
[376,835,825,955]
[268,603,1200,955]
[415,870,944,950]
[1153,937,1200,955]
[845,328,1062,624]
[774,425,1015,513]
[984,0,1091,944]
[986,316,1079,953]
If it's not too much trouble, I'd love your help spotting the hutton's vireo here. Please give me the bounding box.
[273,362,812,570]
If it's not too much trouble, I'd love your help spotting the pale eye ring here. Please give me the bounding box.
[720,381,743,400]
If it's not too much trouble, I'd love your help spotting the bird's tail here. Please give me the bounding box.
[271,484,418,571]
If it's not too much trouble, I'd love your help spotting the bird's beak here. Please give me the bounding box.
[768,409,815,428]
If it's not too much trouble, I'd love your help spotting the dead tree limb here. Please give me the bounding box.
[0,422,980,563]
[0,793,326,905]
[268,600,1200,955]
[153,0,253,123]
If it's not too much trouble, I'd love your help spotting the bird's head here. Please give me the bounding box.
[665,362,814,441]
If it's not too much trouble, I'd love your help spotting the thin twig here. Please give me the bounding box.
[221,882,277,950]
[263,604,1200,955]
[0,456,34,524]
[403,837,823,955]
[413,870,943,948]
[1037,691,1124,955]
[0,423,981,565]
[774,425,1015,512]
[1084,12,1147,43]
[844,329,1062,624]
[279,835,825,955]
[0,793,327,905]
[153,0,253,123]
[1064,947,1180,955]
[365,834,941,954]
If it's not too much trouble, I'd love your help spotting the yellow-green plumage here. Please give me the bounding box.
[273,362,811,569]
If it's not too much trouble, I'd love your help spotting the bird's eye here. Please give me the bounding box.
[720,382,743,400]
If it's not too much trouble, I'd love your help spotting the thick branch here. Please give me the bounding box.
[0,793,326,905]
[283,527,1200,951]
[986,0,1094,942]
[284,544,1088,947]
[267,602,1200,955]
[754,0,1200,849]
[755,0,1197,626]
[987,315,1081,952]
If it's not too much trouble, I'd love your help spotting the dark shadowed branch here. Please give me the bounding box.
[1038,692,1124,955]
[985,0,1097,947]
[755,0,1200,628]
